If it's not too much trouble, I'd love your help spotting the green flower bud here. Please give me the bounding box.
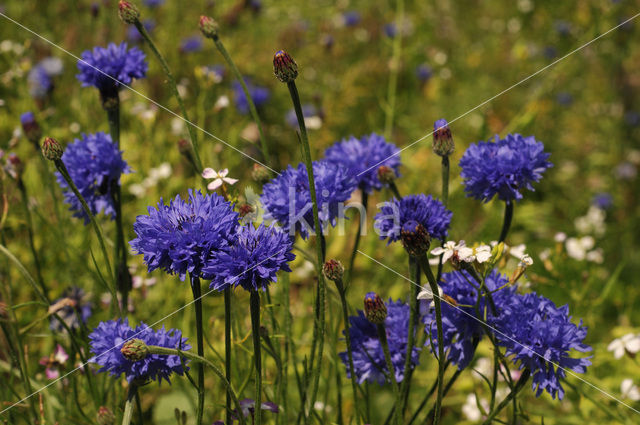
[42,137,64,161]
[273,50,298,83]
[364,292,387,324]
[118,1,140,24]
[322,259,344,281]
[121,338,149,362]
[199,15,219,39]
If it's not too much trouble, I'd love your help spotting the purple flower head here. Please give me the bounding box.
[28,57,63,99]
[489,292,591,399]
[49,286,93,333]
[232,399,279,421]
[556,92,573,106]
[89,319,190,384]
[416,63,433,82]
[180,36,204,53]
[324,133,401,194]
[342,11,361,27]
[20,111,35,126]
[261,161,357,239]
[127,19,156,43]
[56,132,130,223]
[459,134,553,203]
[144,0,165,7]
[384,23,397,38]
[339,299,420,384]
[205,223,295,292]
[592,192,613,210]
[130,190,239,280]
[421,269,515,369]
[375,194,452,244]
[77,42,147,95]
[232,78,270,114]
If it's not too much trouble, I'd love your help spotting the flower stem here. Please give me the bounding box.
[441,156,450,208]
[281,272,291,425]
[121,384,137,425]
[481,368,531,425]
[286,79,326,419]
[133,19,202,172]
[250,290,263,425]
[208,35,271,166]
[399,257,420,411]
[346,192,367,286]
[376,323,402,425]
[147,345,247,425]
[190,275,205,425]
[16,179,47,300]
[383,0,404,139]
[334,277,362,424]
[224,288,232,425]
[498,200,513,243]
[53,160,120,316]
[417,254,445,425]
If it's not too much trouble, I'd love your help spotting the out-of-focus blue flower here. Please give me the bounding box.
[130,190,239,280]
[205,223,295,292]
[489,292,591,399]
[27,57,63,99]
[56,132,130,222]
[459,134,553,203]
[384,23,396,38]
[180,36,204,53]
[144,0,165,7]
[592,192,613,210]
[554,20,571,36]
[615,161,637,180]
[77,42,147,95]
[556,92,573,106]
[543,46,557,59]
[624,111,640,127]
[339,299,420,384]
[375,194,451,243]
[127,19,156,43]
[416,63,433,83]
[232,78,270,114]
[421,270,515,369]
[89,319,190,384]
[49,286,92,333]
[20,111,36,127]
[342,11,361,27]
[214,398,279,424]
[261,161,357,239]
[324,133,401,194]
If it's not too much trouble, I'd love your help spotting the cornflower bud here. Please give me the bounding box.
[20,112,42,147]
[121,338,149,362]
[42,137,63,161]
[96,406,116,425]
[251,163,271,183]
[364,292,387,324]
[400,220,431,257]
[199,15,219,39]
[432,118,454,157]
[237,202,255,218]
[273,50,298,83]
[118,1,140,24]
[322,259,344,281]
[6,154,24,180]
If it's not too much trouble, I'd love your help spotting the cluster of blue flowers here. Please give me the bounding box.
[339,299,420,384]
[56,132,130,222]
[88,319,189,384]
[459,133,552,203]
[375,194,452,243]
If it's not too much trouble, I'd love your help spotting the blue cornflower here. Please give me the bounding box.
[144,0,165,7]
[384,23,397,38]
[56,132,130,222]
[459,134,553,203]
[421,269,515,369]
[415,63,433,83]
[339,299,420,384]
[375,194,452,244]
[130,190,239,280]
[76,42,147,95]
[49,286,92,333]
[180,36,204,53]
[556,92,573,106]
[27,57,63,99]
[205,223,295,292]
[232,78,270,114]
[127,19,156,43]
[261,161,357,239]
[342,11,361,27]
[324,133,401,194]
[489,292,591,399]
[592,192,613,210]
[89,319,189,384]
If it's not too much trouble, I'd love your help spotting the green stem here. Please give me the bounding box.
[17,180,47,300]
[250,290,263,425]
[417,255,445,425]
[481,369,531,425]
[399,258,420,412]
[498,200,513,243]
[190,275,205,425]
[388,181,402,199]
[281,272,291,425]
[346,192,367,286]
[133,19,202,172]
[53,160,121,316]
[209,35,271,166]
[383,0,404,139]
[286,80,326,420]
[121,384,137,425]
[376,323,402,425]
[147,346,247,425]
[441,156,449,208]
[334,278,362,424]
[225,288,232,425]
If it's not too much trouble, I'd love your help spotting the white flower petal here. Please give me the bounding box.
[218,168,229,177]
[202,168,217,179]
[207,179,223,190]
[223,177,239,185]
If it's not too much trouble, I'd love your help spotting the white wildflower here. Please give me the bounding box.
[607,334,640,359]
[462,394,488,421]
[565,236,595,261]
[621,379,640,401]
[554,232,567,243]
[202,168,238,191]
[574,206,606,236]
